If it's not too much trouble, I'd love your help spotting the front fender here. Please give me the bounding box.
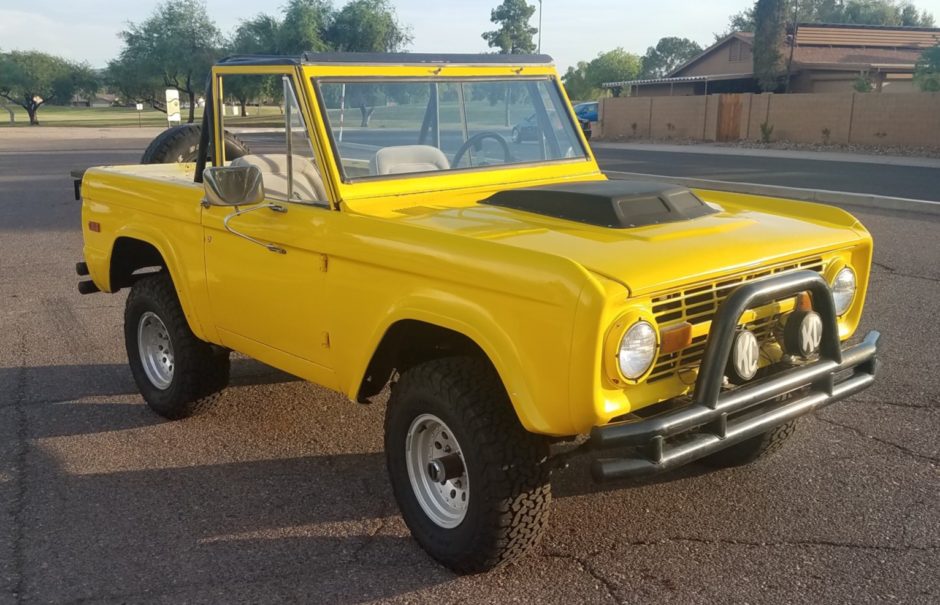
[346,289,581,436]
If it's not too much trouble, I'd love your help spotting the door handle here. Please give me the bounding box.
[222,203,288,254]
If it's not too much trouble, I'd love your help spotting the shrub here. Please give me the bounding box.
[760,121,774,143]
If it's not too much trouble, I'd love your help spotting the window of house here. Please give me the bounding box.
[729,39,746,62]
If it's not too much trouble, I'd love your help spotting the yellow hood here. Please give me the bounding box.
[394,189,869,296]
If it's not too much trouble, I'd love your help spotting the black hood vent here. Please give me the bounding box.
[482,180,717,229]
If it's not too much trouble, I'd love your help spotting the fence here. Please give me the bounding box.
[598,92,940,148]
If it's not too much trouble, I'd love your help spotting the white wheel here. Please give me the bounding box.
[405,413,469,528]
[137,311,174,390]
[385,357,551,572]
[125,273,229,419]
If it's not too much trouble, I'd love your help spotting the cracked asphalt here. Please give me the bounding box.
[1,129,938,604]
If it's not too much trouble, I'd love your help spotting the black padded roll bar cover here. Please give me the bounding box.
[194,74,214,183]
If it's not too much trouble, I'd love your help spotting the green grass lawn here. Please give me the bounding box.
[0,100,531,129]
[321,101,531,129]
[0,105,204,127]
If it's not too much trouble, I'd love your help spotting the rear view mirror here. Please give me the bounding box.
[203,165,265,206]
[580,119,592,140]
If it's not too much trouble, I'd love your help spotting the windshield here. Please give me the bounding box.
[315,78,587,180]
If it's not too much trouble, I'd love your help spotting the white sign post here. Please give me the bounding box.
[165,89,181,126]
[135,103,143,128]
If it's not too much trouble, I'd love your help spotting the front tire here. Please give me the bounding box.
[124,272,230,419]
[385,357,551,573]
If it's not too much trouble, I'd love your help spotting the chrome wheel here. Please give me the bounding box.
[137,311,174,390]
[405,413,469,529]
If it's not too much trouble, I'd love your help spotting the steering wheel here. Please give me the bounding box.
[452,131,513,167]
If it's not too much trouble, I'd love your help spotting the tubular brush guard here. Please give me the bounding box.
[589,270,880,482]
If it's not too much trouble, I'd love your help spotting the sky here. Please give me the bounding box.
[1,0,939,73]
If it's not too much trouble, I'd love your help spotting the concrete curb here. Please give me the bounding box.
[605,170,940,216]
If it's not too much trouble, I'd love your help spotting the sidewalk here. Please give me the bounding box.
[592,141,940,169]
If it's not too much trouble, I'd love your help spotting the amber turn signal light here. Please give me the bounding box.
[660,322,692,354]
[796,291,813,312]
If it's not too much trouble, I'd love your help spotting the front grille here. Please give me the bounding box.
[647,256,825,383]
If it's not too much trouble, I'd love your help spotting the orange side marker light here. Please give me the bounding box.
[660,322,693,354]
[796,291,813,312]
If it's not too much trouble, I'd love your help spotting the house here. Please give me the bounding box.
[606,23,940,96]
[70,93,118,108]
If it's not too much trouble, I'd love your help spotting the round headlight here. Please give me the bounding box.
[831,267,856,316]
[618,321,657,380]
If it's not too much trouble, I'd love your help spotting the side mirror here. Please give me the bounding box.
[580,119,592,141]
[203,165,265,207]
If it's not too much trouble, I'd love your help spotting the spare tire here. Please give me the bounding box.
[140,124,250,164]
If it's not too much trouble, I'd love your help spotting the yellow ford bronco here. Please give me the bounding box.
[75,53,880,572]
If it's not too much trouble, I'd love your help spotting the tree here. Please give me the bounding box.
[914,45,940,91]
[482,0,538,54]
[724,0,934,33]
[278,0,333,54]
[106,55,165,111]
[561,49,641,99]
[726,8,758,33]
[69,65,100,106]
[327,0,412,126]
[753,0,787,91]
[585,48,642,89]
[327,0,411,52]
[0,51,97,125]
[640,37,703,78]
[230,14,281,55]
[115,1,222,123]
[561,61,593,100]
[899,2,935,26]
[842,0,934,25]
[226,14,282,116]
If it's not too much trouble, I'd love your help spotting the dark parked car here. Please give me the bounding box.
[514,113,591,142]
[511,114,540,143]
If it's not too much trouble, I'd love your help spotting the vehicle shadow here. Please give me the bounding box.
[2,358,300,407]
[551,453,716,499]
[8,354,454,601]
[12,358,712,601]
[23,445,453,602]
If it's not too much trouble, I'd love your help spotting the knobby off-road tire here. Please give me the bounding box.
[385,357,552,573]
[700,420,797,468]
[124,272,230,420]
[140,124,250,164]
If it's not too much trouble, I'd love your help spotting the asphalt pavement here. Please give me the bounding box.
[1,129,938,604]
[592,143,940,202]
[241,128,940,202]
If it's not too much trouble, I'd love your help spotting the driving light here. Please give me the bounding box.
[618,321,657,380]
[784,310,823,358]
[831,267,857,316]
[728,329,759,382]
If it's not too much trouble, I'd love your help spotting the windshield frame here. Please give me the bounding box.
[311,75,591,184]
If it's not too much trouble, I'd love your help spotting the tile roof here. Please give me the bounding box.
[792,45,924,67]
[795,24,940,49]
